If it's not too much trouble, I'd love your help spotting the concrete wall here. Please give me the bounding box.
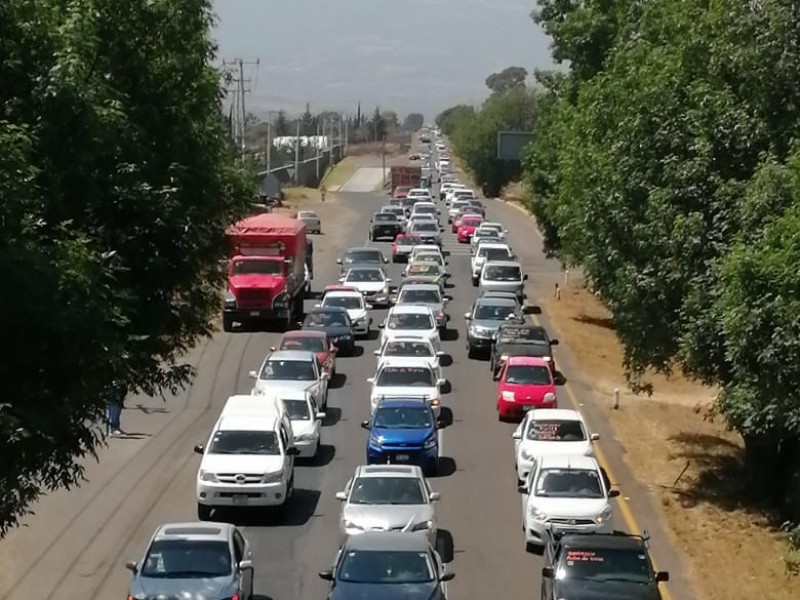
[257,145,343,192]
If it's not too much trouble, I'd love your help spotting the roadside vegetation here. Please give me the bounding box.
[0,0,253,534]
[439,0,800,597]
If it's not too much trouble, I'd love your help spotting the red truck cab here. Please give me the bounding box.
[223,213,310,332]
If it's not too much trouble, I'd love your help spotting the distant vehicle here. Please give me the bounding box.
[250,350,330,408]
[392,185,412,198]
[297,210,321,234]
[125,522,254,600]
[394,283,449,332]
[338,267,393,307]
[367,359,445,417]
[374,335,445,380]
[319,289,372,337]
[391,233,425,263]
[273,329,336,375]
[464,295,525,358]
[471,243,515,286]
[337,247,389,273]
[369,212,403,241]
[457,215,484,243]
[478,260,528,301]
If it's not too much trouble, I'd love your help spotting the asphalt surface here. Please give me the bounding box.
[0,187,692,600]
[337,167,387,192]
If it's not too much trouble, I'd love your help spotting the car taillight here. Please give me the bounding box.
[231,594,240,600]
[392,244,398,253]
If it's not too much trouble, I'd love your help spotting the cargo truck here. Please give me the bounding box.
[390,165,422,191]
[223,213,312,332]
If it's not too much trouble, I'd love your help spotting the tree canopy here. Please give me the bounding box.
[485,66,528,94]
[0,0,252,534]
[403,113,425,132]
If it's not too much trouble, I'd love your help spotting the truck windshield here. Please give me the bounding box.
[232,260,282,276]
[484,265,521,281]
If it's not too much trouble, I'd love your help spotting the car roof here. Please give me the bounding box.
[559,533,646,551]
[476,297,518,307]
[345,266,385,273]
[374,398,435,411]
[282,329,327,339]
[398,283,440,291]
[310,306,348,314]
[538,454,599,470]
[529,408,585,422]
[507,355,551,367]
[154,522,232,542]
[324,290,363,299]
[354,464,424,478]
[298,210,317,216]
[390,304,434,314]
[477,243,511,250]
[267,350,317,361]
[379,357,436,369]
[484,260,521,267]
[217,415,280,431]
[343,531,430,552]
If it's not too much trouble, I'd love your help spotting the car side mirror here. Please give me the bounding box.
[437,378,446,387]
[429,491,441,501]
[541,566,554,579]
[436,350,445,357]
[511,432,521,440]
[366,377,375,384]
[378,323,385,329]
[318,569,334,581]
[269,346,276,352]
[193,444,205,454]
[314,304,321,308]
[365,303,374,309]
[655,571,670,582]
[125,561,138,573]
[517,484,528,494]
[238,559,254,571]
[337,277,345,283]
[336,258,342,264]
[464,313,471,320]
[609,489,621,498]
[523,274,529,280]
[335,491,347,500]
[360,420,371,429]
[591,433,600,441]
[550,339,559,345]
[373,349,381,356]
[441,572,455,582]
[321,372,330,380]
[316,411,326,420]
[248,370,258,379]
[286,447,301,456]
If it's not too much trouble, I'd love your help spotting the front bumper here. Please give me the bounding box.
[223,306,289,321]
[524,516,612,545]
[294,435,320,458]
[467,332,494,351]
[363,291,391,306]
[497,397,557,420]
[197,480,289,507]
[367,445,439,472]
[352,318,371,336]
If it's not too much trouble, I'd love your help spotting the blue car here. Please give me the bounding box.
[361,397,440,475]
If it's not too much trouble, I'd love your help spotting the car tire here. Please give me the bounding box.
[471,277,478,287]
[197,503,213,521]
[467,346,477,359]
[222,313,234,332]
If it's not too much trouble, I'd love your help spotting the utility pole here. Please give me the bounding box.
[294,120,301,185]
[315,121,321,181]
[266,110,278,173]
[344,118,349,156]
[381,134,387,188]
[222,57,259,161]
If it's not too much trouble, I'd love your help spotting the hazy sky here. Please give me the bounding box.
[212,0,555,120]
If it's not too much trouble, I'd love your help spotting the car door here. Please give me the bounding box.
[541,539,561,600]
[308,393,323,440]
[521,463,536,514]
[513,413,530,457]
[340,478,353,522]
[313,356,327,400]
[233,528,252,594]
[279,425,294,477]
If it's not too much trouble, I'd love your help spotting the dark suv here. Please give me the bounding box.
[369,212,403,241]
[540,531,669,600]
[490,323,559,378]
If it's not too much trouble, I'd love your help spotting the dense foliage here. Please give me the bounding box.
[0,0,253,534]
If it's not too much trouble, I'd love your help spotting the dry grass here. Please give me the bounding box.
[321,157,358,189]
[281,186,323,206]
[543,279,800,600]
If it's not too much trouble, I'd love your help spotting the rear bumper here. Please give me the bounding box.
[497,398,557,420]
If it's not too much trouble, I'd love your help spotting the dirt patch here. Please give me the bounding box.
[543,277,800,600]
[322,157,358,189]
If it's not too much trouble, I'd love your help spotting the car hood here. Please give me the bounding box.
[351,281,389,293]
[229,274,285,292]
[372,426,436,445]
[345,308,368,321]
[470,319,506,330]
[400,302,444,315]
[554,579,661,600]
[528,496,610,517]
[371,385,438,400]
[132,575,236,600]
[343,503,434,530]
[253,379,316,393]
[290,419,316,436]
[519,440,594,457]
[331,581,439,600]
[200,453,285,474]
[305,324,352,337]
[499,383,555,400]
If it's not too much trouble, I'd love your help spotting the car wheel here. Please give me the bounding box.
[467,346,477,359]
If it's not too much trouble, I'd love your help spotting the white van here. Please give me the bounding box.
[194,394,298,519]
[259,387,326,459]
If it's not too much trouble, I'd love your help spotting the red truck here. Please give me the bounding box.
[223,213,312,332]
[390,165,422,192]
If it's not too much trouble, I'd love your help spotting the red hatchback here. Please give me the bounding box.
[393,186,411,198]
[272,330,336,375]
[457,216,484,243]
[496,356,557,421]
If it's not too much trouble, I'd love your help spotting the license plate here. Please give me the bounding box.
[395,454,410,461]
[249,310,260,316]
[232,495,248,505]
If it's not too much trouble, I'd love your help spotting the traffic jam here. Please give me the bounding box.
[124,128,670,600]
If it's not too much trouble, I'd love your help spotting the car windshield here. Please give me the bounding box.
[384,208,404,216]
[398,236,422,245]
[414,206,435,214]
[377,367,435,387]
[305,311,350,327]
[349,476,427,504]
[208,430,279,455]
[476,230,500,240]
[375,214,397,222]
[260,359,316,380]
[387,313,433,330]
[558,547,653,585]
[527,419,587,441]
[338,550,434,584]
[231,259,282,276]
[279,336,327,352]
[413,222,438,232]
[141,540,232,578]
[282,399,312,421]
[383,341,434,358]
[485,265,521,281]
[347,269,384,283]
[324,296,363,310]
[461,219,482,227]
[399,289,441,304]
[299,211,317,219]
[415,254,442,265]
[475,303,516,320]
[535,468,604,498]
[407,264,439,277]
[481,248,513,261]
[504,365,552,385]
[373,406,433,429]
[345,251,382,264]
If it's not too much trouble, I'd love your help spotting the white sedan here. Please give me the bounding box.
[366,358,445,416]
[338,267,392,307]
[374,335,446,381]
[511,408,600,483]
[379,305,441,352]
[318,290,372,337]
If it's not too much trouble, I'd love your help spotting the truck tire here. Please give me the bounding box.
[197,503,213,521]
[471,276,478,287]
[222,313,234,332]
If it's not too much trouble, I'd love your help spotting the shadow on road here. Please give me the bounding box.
[439,354,453,367]
[554,371,567,385]
[441,380,452,394]
[439,407,454,428]
[329,372,347,389]
[432,457,457,478]
[441,329,459,342]
[309,444,336,467]
[346,346,365,358]
[436,529,455,563]
[322,406,342,427]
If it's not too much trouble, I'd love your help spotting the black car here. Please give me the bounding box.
[490,323,559,378]
[369,212,403,241]
[337,247,389,274]
[301,307,355,355]
[540,531,669,600]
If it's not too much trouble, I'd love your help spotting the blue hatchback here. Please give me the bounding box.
[361,398,440,475]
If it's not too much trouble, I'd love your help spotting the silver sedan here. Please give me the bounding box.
[297,210,321,234]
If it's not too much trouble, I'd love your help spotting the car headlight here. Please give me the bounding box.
[344,520,365,531]
[542,356,553,361]
[368,434,383,447]
[412,519,434,531]
[544,392,556,403]
[295,433,315,442]
[429,397,440,407]
[262,471,283,483]
[596,507,613,524]
[499,354,509,361]
[423,435,437,449]
[501,390,516,401]
[223,291,236,309]
[520,447,534,460]
[529,507,548,521]
[199,469,218,482]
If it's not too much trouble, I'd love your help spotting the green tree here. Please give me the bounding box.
[485,66,528,94]
[402,113,424,131]
[300,103,317,136]
[0,0,252,534]
[382,110,400,131]
[369,106,387,141]
[435,105,475,137]
[274,110,289,136]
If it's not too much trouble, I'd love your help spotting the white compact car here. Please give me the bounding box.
[374,335,445,380]
[339,267,393,307]
[319,289,372,336]
[512,408,599,483]
[470,243,514,285]
[249,350,330,409]
[367,358,445,416]
[519,454,616,551]
[379,305,441,352]
[479,221,507,240]
[263,388,327,459]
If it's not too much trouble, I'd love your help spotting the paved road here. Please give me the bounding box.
[0,189,692,600]
[338,167,387,192]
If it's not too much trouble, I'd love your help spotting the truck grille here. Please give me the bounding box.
[237,288,271,307]
[217,473,264,484]
[547,517,596,526]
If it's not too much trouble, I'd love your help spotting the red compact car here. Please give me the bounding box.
[457,216,484,243]
[496,356,557,421]
[393,186,411,199]
[273,330,336,375]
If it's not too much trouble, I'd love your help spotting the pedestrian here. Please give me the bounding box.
[319,185,326,202]
[106,382,125,436]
